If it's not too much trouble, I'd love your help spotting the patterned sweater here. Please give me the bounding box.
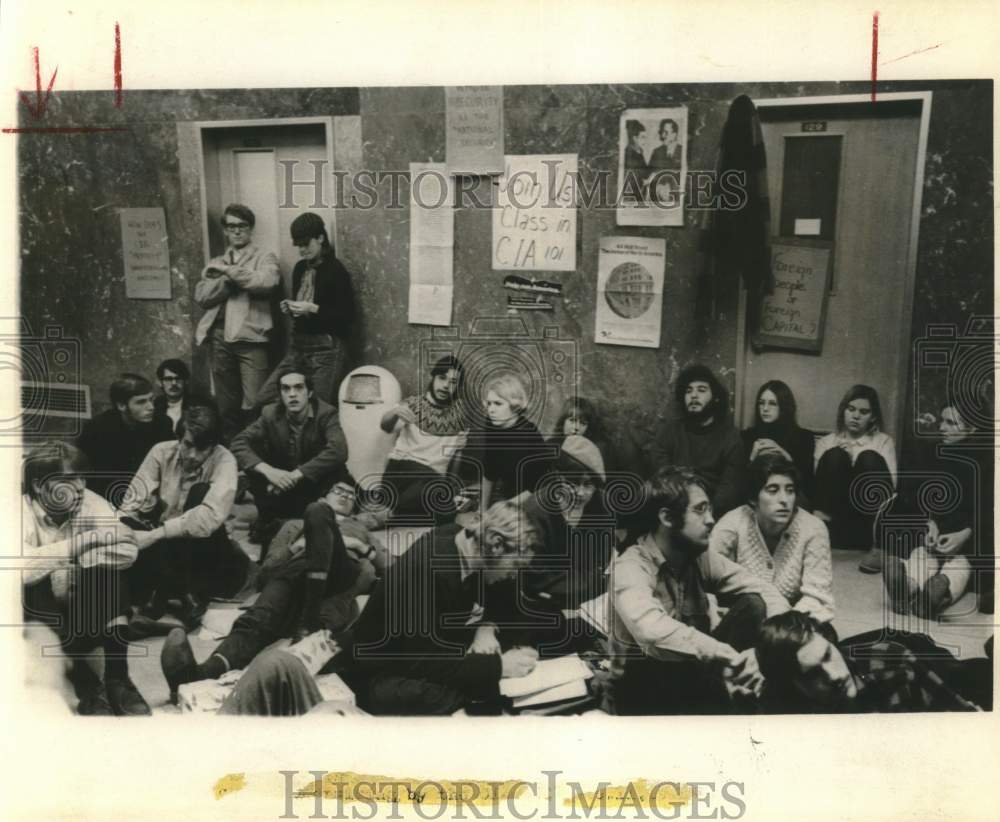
[387,394,469,475]
[709,505,834,623]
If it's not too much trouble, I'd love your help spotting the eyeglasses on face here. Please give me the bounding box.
[224,222,251,232]
[160,376,184,383]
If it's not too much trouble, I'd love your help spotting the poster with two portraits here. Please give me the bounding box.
[616,106,688,227]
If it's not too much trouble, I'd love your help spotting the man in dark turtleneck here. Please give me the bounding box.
[650,364,746,517]
[77,373,175,503]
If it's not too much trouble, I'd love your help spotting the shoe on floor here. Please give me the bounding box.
[137,590,169,621]
[858,546,884,574]
[915,573,952,619]
[883,556,915,615]
[161,627,199,703]
[170,593,208,632]
[76,681,114,716]
[125,614,176,640]
[105,676,152,716]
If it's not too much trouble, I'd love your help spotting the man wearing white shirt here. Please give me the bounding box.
[21,441,149,715]
[609,466,789,715]
[118,404,243,632]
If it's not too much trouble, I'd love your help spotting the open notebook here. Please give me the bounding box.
[500,654,594,708]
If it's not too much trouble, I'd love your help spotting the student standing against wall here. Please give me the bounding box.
[194,203,281,442]
[254,212,355,409]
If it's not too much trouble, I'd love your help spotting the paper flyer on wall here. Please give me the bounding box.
[445,86,505,175]
[616,106,688,227]
[120,207,172,299]
[594,236,665,348]
[492,154,577,272]
[408,162,454,326]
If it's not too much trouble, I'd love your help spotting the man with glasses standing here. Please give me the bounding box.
[195,203,280,442]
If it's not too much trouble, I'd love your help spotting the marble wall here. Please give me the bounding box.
[18,81,992,460]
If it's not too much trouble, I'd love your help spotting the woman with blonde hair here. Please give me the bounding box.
[476,372,551,507]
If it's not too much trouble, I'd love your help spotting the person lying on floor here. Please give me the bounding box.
[230,360,348,553]
[882,401,993,618]
[21,441,149,716]
[119,404,246,634]
[709,453,834,626]
[755,611,987,713]
[160,476,386,702]
[215,495,544,716]
[608,466,789,715]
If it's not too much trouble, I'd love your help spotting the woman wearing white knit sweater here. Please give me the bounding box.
[709,452,835,625]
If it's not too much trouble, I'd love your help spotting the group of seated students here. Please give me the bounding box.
[21,345,994,716]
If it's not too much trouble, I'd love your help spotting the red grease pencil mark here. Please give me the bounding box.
[6,24,126,135]
[114,22,123,108]
[19,47,58,119]
[871,12,879,102]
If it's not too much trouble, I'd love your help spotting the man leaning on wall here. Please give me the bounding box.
[194,203,280,442]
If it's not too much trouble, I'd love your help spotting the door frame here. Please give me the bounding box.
[192,116,336,268]
[734,91,933,445]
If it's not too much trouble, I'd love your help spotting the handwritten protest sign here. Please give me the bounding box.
[753,240,832,352]
[492,155,577,272]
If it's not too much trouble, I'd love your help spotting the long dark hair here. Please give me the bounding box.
[753,380,799,429]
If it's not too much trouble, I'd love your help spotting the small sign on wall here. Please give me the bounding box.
[445,86,505,175]
[753,239,833,353]
[120,207,171,299]
[492,154,577,272]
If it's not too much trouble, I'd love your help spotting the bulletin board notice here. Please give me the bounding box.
[752,239,832,353]
[121,207,171,299]
[492,154,577,272]
[445,86,504,175]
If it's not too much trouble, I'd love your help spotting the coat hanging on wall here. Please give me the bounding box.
[696,94,773,330]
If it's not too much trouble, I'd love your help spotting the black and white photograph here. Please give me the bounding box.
[0,2,997,821]
[616,106,688,226]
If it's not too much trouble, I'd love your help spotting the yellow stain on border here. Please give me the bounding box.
[210,771,695,811]
[213,772,247,800]
[295,771,531,805]
[562,779,694,809]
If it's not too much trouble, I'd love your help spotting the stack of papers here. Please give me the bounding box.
[578,592,611,637]
[500,654,593,709]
